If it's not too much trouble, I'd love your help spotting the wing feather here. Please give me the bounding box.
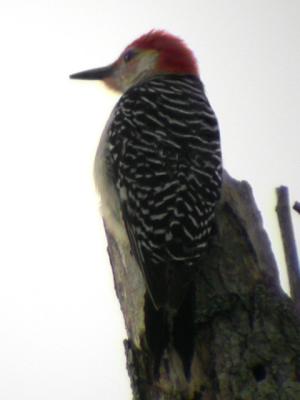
[108,75,222,309]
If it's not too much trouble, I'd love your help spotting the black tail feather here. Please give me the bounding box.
[144,293,170,377]
[144,283,195,380]
[173,282,195,379]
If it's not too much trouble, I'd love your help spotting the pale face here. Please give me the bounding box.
[109,49,160,92]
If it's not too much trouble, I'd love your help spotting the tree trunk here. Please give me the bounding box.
[105,171,300,399]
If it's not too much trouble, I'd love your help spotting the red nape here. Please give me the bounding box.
[128,30,199,76]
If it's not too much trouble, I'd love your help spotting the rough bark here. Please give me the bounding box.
[105,171,300,399]
[276,186,300,311]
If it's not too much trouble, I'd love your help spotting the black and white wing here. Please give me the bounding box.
[107,75,222,309]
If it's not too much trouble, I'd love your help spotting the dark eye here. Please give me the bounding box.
[124,49,136,63]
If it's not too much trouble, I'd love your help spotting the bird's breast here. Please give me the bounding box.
[93,116,128,247]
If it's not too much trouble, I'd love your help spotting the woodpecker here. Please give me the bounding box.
[71,30,222,375]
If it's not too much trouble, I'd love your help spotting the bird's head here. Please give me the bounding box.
[70,30,198,92]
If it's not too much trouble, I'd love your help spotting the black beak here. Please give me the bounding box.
[69,64,115,80]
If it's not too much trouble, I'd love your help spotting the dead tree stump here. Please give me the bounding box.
[105,171,300,399]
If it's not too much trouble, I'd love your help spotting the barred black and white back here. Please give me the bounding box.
[99,74,222,309]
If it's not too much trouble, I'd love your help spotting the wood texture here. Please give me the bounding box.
[276,186,300,311]
[105,172,300,399]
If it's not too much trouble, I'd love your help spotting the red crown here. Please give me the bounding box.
[127,30,199,76]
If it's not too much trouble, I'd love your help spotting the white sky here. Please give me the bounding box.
[0,1,299,399]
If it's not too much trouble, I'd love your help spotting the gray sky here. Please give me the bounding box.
[0,1,299,399]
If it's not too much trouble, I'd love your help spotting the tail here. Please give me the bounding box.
[173,283,195,379]
[144,281,196,379]
[144,293,170,378]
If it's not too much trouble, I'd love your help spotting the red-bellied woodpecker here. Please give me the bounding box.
[70,30,222,375]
